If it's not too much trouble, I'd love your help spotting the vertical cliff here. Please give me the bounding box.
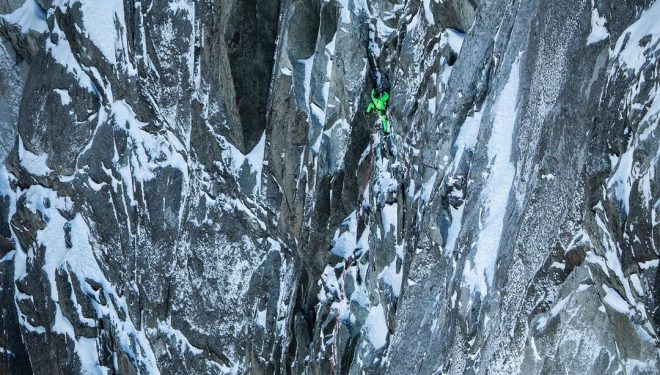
[0,0,658,374]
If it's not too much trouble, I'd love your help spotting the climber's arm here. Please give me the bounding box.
[381,91,390,103]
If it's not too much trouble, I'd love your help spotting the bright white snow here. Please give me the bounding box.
[0,0,47,34]
[587,3,609,45]
[462,57,520,297]
[364,303,388,349]
[445,28,465,54]
[611,0,660,72]
[602,284,631,315]
[331,213,357,259]
[79,0,125,65]
[54,89,72,106]
[18,137,52,176]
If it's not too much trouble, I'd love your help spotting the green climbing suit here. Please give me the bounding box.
[365,89,391,134]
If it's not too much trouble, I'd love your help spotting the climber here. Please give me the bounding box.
[365,88,391,134]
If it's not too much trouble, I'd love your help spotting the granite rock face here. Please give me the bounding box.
[0,0,658,374]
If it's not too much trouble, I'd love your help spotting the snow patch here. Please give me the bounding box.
[541,173,555,180]
[611,0,660,73]
[445,28,465,54]
[79,0,125,65]
[0,0,47,34]
[422,0,435,25]
[378,257,402,297]
[444,204,464,255]
[638,259,658,270]
[364,303,388,349]
[587,3,608,45]
[331,213,357,259]
[420,171,437,202]
[337,0,351,24]
[256,308,267,328]
[381,203,397,235]
[18,136,52,176]
[462,58,520,297]
[245,132,266,194]
[607,143,634,215]
[602,284,631,315]
[54,89,72,106]
[453,109,482,168]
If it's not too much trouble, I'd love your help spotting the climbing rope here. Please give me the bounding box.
[357,135,376,229]
[329,129,377,375]
[327,17,385,364]
[329,254,355,375]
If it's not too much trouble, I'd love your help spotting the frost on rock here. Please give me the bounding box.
[0,0,659,373]
[462,58,520,298]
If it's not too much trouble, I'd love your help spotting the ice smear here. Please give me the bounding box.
[462,58,520,297]
[245,132,266,194]
[607,145,634,215]
[441,109,483,256]
[444,204,464,254]
[624,359,658,374]
[337,0,351,24]
[445,28,465,54]
[322,119,352,173]
[452,110,482,168]
[535,294,572,331]
[300,57,314,112]
[422,0,435,25]
[256,308,267,328]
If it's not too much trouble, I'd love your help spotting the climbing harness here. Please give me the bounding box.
[366,88,391,135]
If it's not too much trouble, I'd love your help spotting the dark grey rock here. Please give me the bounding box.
[0,0,657,374]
